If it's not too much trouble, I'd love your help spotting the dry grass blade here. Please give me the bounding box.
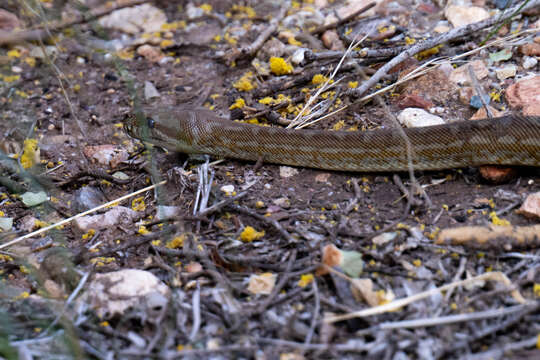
[324,271,528,323]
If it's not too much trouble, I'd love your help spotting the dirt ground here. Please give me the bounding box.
[0,0,539,359]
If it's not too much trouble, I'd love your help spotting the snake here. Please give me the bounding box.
[125,107,540,172]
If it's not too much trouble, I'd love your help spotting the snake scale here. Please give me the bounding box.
[125,107,540,172]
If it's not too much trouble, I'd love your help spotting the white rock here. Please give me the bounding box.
[496,65,517,80]
[445,5,489,28]
[186,3,204,19]
[279,166,299,178]
[449,60,488,85]
[398,108,446,128]
[0,217,13,231]
[220,185,235,194]
[523,56,538,70]
[74,206,137,231]
[291,48,306,64]
[80,269,170,319]
[144,81,160,100]
[98,4,166,34]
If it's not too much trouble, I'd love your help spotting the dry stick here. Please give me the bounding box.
[0,0,148,46]
[226,204,297,244]
[468,64,493,118]
[225,1,290,63]
[309,2,376,35]
[348,0,540,99]
[444,302,539,354]
[324,271,527,323]
[0,180,166,250]
[377,302,538,330]
[303,279,320,348]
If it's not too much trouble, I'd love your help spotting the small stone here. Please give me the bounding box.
[505,76,540,116]
[479,166,517,184]
[98,4,166,34]
[273,197,290,208]
[186,3,204,19]
[469,94,490,109]
[495,65,516,80]
[516,192,540,219]
[220,184,235,195]
[72,187,106,213]
[459,87,475,105]
[137,45,165,63]
[397,108,445,128]
[470,106,504,120]
[315,173,332,183]
[522,56,538,70]
[433,25,450,33]
[74,206,137,231]
[0,217,13,231]
[144,81,160,100]
[445,5,489,28]
[449,60,488,85]
[156,206,181,220]
[397,93,434,110]
[519,43,540,56]
[83,145,129,168]
[321,30,344,50]
[21,191,48,207]
[280,166,299,178]
[291,49,306,65]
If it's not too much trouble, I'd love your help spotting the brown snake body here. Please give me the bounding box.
[125,107,540,172]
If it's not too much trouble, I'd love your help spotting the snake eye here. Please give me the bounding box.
[147,117,155,129]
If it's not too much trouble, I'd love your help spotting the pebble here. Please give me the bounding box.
[444,5,489,28]
[144,81,160,100]
[522,56,538,70]
[495,65,516,80]
[397,108,445,128]
[516,192,540,219]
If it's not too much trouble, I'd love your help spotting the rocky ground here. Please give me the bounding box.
[0,0,539,359]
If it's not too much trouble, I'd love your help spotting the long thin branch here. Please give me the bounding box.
[0,0,148,46]
[348,0,540,98]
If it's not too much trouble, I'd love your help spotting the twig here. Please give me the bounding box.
[303,279,320,347]
[324,272,527,323]
[468,64,493,118]
[0,0,149,46]
[348,0,540,99]
[309,2,376,35]
[0,180,166,250]
[188,281,201,342]
[226,204,297,244]
[224,2,290,63]
[377,302,538,329]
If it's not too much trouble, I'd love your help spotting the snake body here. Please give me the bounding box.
[125,107,540,172]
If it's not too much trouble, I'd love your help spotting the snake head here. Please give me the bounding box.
[123,107,201,154]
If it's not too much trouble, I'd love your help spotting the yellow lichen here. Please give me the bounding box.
[233,71,256,91]
[269,57,293,76]
[298,274,314,287]
[21,139,39,169]
[229,98,246,109]
[166,234,186,249]
[312,74,328,85]
[240,226,265,242]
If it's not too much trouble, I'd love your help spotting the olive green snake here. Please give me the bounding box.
[125,107,540,172]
